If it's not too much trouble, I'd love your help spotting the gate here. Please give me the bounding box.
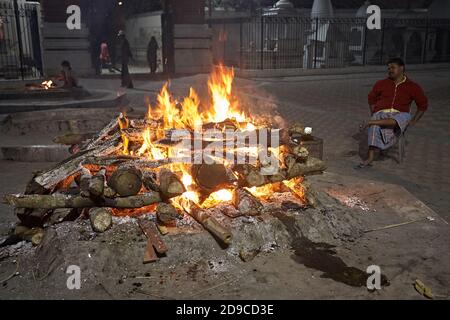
[0,0,43,80]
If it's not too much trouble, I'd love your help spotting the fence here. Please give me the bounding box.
[209,16,450,70]
[0,0,43,80]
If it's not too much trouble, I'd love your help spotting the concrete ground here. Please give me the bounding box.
[0,65,449,299]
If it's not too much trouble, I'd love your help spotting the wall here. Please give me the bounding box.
[173,24,212,74]
[42,22,91,76]
[125,11,162,71]
[41,0,92,76]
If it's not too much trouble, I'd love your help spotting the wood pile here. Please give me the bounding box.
[3,116,326,262]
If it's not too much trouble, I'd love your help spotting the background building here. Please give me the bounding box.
[209,0,450,69]
[1,0,449,80]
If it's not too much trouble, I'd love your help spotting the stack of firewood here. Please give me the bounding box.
[3,116,326,253]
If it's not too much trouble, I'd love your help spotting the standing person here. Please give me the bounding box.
[117,30,134,89]
[147,36,159,74]
[356,58,428,168]
[99,40,111,69]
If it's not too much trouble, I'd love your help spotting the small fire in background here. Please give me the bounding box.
[41,80,55,90]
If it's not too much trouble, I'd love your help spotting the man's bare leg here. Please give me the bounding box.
[361,146,376,166]
[357,118,397,168]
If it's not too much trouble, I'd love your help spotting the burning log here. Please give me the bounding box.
[33,139,122,190]
[108,192,162,208]
[156,203,181,226]
[14,225,45,246]
[103,186,117,198]
[202,119,244,130]
[191,164,236,194]
[284,154,297,169]
[88,167,106,198]
[4,192,161,209]
[121,127,153,143]
[158,169,185,200]
[107,167,142,197]
[233,189,262,216]
[291,146,309,161]
[268,169,287,183]
[142,171,160,192]
[190,208,233,245]
[83,156,169,169]
[79,118,118,151]
[5,194,96,209]
[235,164,267,188]
[89,208,112,233]
[129,118,159,130]
[79,167,92,197]
[286,156,327,178]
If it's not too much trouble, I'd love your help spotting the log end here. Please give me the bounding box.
[202,217,233,245]
[89,208,113,233]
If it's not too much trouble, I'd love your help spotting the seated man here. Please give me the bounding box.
[356,58,428,168]
[55,60,79,89]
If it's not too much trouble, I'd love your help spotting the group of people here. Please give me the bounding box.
[99,31,159,89]
[55,31,159,90]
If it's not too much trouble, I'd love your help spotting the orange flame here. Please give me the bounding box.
[282,177,305,201]
[205,65,246,124]
[118,112,129,155]
[42,80,54,90]
[111,64,305,216]
[138,128,166,159]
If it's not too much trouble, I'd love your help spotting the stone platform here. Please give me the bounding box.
[0,89,125,114]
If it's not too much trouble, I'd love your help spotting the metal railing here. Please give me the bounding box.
[0,0,43,80]
[209,16,450,70]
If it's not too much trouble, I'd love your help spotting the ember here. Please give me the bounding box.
[3,65,326,262]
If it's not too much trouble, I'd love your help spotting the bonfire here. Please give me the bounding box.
[4,65,326,263]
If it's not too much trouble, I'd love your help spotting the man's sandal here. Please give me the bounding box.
[353,163,372,170]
